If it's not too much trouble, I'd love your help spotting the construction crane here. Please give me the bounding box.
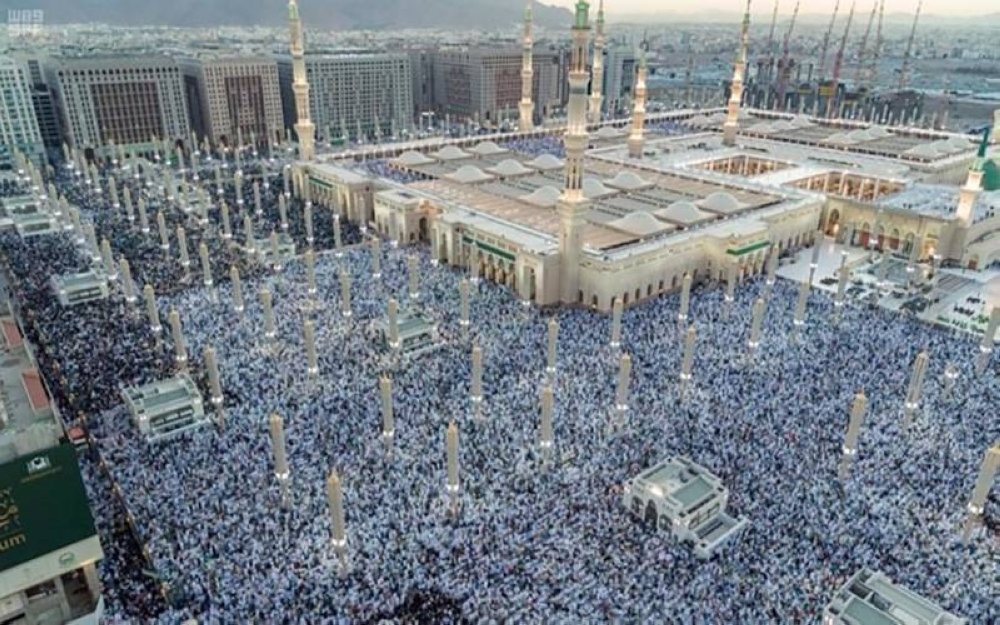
[862,0,886,120]
[775,0,801,111]
[817,0,842,83]
[826,1,856,118]
[764,0,780,85]
[854,1,878,87]
[898,0,922,91]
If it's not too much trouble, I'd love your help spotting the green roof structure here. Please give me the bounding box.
[0,444,97,572]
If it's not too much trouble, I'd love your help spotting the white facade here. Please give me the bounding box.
[0,57,43,167]
[183,58,283,147]
[51,57,190,153]
[280,54,413,143]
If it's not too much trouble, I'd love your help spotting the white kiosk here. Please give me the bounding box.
[122,374,209,443]
[823,569,966,625]
[622,456,748,558]
[51,271,110,306]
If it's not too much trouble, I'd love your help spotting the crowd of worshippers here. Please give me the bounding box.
[1,152,997,623]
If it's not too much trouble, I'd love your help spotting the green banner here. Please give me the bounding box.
[0,444,97,571]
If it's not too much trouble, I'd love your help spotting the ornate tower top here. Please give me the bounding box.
[575,0,590,29]
[597,0,605,31]
[288,0,298,20]
[525,1,532,22]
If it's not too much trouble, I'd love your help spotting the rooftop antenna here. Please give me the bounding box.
[854,0,877,87]
[817,0,842,83]
[827,1,856,118]
[775,0,801,111]
[898,0,922,91]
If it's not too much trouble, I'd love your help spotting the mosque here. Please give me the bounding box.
[287,1,1000,312]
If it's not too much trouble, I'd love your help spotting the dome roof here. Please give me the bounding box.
[654,201,716,226]
[770,120,794,132]
[393,150,435,167]
[468,141,508,156]
[608,211,674,237]
[445,165,493,184]
[432,145,471,161]
[521,186,562,208]
[582,178,617,200]
[526,154,565,171]
[487,159,533,177]
[699,192,747,215]
[605,171,653,191]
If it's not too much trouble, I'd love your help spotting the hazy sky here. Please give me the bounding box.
[545,0,992,17]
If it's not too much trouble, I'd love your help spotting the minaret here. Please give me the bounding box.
[519,2,535,131]
[723,0,751,146]
[956,128,990,226]
[559,1,592,304]
[628,46,647,159]
[588,0,605,124]
[288,0,315,160]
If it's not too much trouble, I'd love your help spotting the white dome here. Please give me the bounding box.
[608,211,674,237]
[699,192,746,215]
[521,186,561,208]
[655,201,715,226]
[445,165,493,184]
[583,178,617,200]
[393,150,435,167]
[527,154,564,171]
[605,171,653,191]
[487,159,532,177]
[469,141,508,156]
[433,145,472,161]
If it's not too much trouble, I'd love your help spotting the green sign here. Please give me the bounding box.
[0,444,97,572]
[726,240,771,257]
[462,236,515,262]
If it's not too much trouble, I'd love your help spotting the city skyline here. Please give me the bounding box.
[546,0,995,18]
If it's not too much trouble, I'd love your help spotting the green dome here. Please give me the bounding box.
[982,158,1000,192]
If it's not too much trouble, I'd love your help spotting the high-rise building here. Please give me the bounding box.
[602,46,638,116]
[50,57,190,154]
[408,47,437,124]
[18,57,62,157]
[432,46,559,126]
[181,57,283,147]
[278,53,413,143]
[0,57,44,168]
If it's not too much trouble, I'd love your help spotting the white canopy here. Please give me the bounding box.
[526,154,565,171]
[445,165,493,184]
[487,159,533,178]
[468,141,508,157]
[521,186,562,208]
[608,211,675,237]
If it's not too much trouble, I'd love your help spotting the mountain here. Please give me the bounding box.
[1,0,572,30]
